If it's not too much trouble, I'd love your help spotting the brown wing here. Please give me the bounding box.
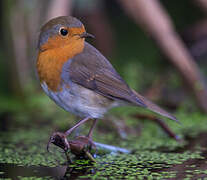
[68,42,146,107]
[68,42,177,122]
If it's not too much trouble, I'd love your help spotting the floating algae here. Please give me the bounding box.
[1,110,207,179]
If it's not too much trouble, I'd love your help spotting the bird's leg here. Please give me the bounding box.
[68,119,98,154]
[85,119,98,151]
[87,119,98,139]
[69,119,98,160]
[47,117,91,152]
[65,117,91,136]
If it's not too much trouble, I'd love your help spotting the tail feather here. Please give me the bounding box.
[132,90,178,122]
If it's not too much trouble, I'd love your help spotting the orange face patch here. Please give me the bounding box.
[40,26,86,52]
[37,26,85,91]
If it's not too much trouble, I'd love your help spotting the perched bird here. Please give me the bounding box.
[36,16,177,150]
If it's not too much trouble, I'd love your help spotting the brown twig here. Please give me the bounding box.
[48,133,131,163]
[48,134,96,163]
[194,0,207,14]
[119,0,207,113]
[132,114,181,142]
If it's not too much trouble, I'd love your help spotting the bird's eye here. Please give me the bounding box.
[59,28,68,36]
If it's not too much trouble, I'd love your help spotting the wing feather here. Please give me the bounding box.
[68,42,146,107]
[66,42,177,121]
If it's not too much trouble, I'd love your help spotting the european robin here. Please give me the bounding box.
[36,16,177,151]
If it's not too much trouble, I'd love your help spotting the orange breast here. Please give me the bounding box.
[36,38,84,92]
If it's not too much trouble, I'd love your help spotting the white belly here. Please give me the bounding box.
[41,82,119,118]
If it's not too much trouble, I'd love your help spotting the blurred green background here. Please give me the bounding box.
[0,0,206,118]
[1,0,207,179]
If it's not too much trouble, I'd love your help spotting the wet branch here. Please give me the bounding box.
[132,114,181,141]
[119,0,207,113]
[49,134,131,163]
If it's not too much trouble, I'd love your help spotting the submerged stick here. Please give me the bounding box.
[94,142,131,154]
[132,114,181,141]
[49,134,131,163]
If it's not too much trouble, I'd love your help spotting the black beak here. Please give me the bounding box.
[80,32,95,39]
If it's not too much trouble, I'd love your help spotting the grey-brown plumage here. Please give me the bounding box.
[67,42,177,121]
[37,16,178,153]
[68,42,146,108]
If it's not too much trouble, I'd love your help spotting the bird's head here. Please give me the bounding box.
[38,16,94,52]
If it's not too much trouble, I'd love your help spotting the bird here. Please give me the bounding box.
[36,16,177,151]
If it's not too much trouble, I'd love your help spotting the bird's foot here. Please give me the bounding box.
[47,132,70,152]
